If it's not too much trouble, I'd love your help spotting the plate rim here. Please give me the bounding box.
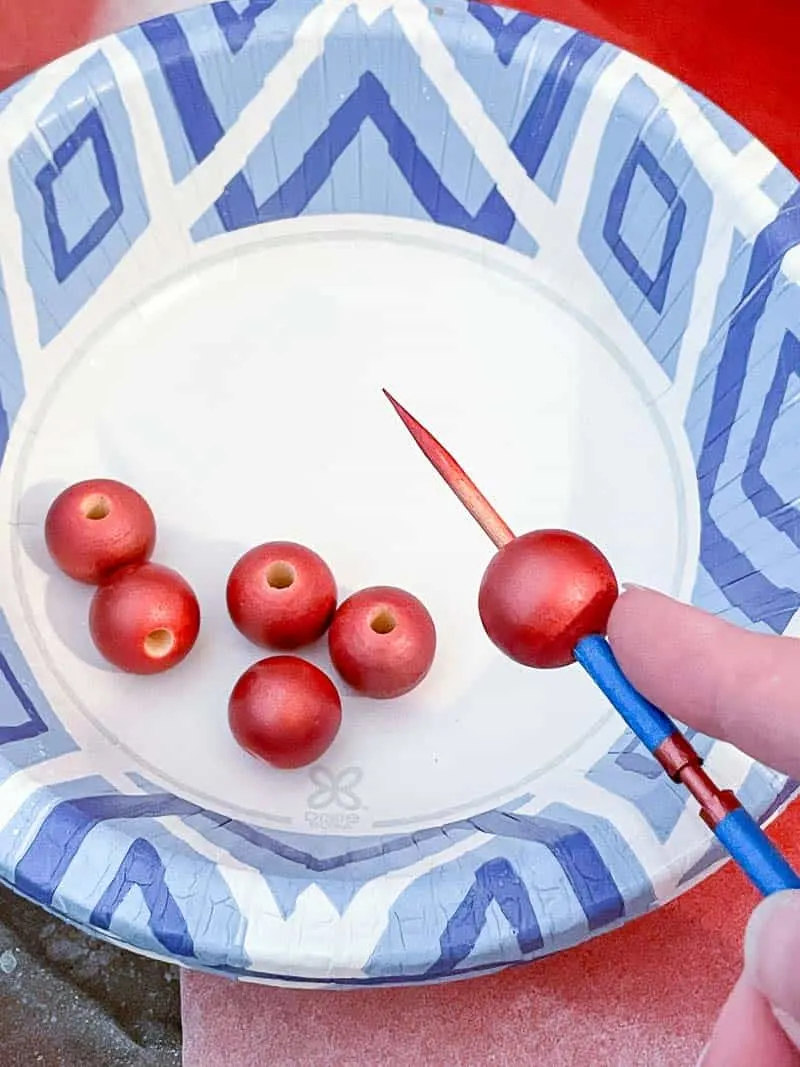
[0,0,795,985]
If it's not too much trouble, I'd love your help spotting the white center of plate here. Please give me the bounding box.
[7,218,693,833]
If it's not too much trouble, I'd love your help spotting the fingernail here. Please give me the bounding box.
[744,891,800,1029]
[743,891,798,969]
[773,1008,800,1050]
[620,582,648,593]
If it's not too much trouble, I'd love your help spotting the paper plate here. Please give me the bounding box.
[0,0,797,987]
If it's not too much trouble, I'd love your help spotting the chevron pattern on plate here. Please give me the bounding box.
[0,0,796,984]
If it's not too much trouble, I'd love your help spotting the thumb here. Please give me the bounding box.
[745,891,800,1047]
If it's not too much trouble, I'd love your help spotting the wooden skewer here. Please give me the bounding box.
[383,388,800,897]
[382,390,514,549]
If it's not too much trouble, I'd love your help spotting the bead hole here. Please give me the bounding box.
[266,562,295,590]
[144,629,175,659]
[370,609,396,635]
[82,495,110,521]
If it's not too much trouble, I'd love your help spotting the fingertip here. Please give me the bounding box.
[701,977,799,1067]
[608,585,716,647]
[606,586,717,706]
[608,586,800,782]
[606,585,655,657]
[607,584,670,641]
[744,891,798,970]
[744,891,800,1025]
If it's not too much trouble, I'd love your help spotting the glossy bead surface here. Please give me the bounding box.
[227,541,337,650]
[478,529,618,669]
[228,656,342,769]
[45,478,156,584]
[328,586,436,699]
[89,563,200,674]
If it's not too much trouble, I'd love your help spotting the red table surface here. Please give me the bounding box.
[2,1,800,1064]
[182,812,800,1067]
[3,0,800,174]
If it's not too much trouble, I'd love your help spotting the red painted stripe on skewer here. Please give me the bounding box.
[654,733,741,829]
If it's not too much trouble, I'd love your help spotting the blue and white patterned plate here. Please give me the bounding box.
[0,0,797,986]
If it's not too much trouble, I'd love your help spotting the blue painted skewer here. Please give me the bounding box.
[382,390,800,898]
[575,635,800,896]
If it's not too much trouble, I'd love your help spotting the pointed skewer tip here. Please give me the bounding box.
[379,388,515,549]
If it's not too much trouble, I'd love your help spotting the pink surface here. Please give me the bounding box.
[181,809,800,1067]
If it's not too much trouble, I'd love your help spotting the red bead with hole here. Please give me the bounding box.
[45,478,156,585]
[328,586,436,699]
[226,541,337,650]
[228,656,342,770]
[89,562,201,675]
[478,529,618,669]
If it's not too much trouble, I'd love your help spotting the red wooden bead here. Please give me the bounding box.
[45,479,156,584]
[328,586,436,699]
[89,563,200,675]
[478,529,618,669]
[228,656,342,770]
[226,542,337,650]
